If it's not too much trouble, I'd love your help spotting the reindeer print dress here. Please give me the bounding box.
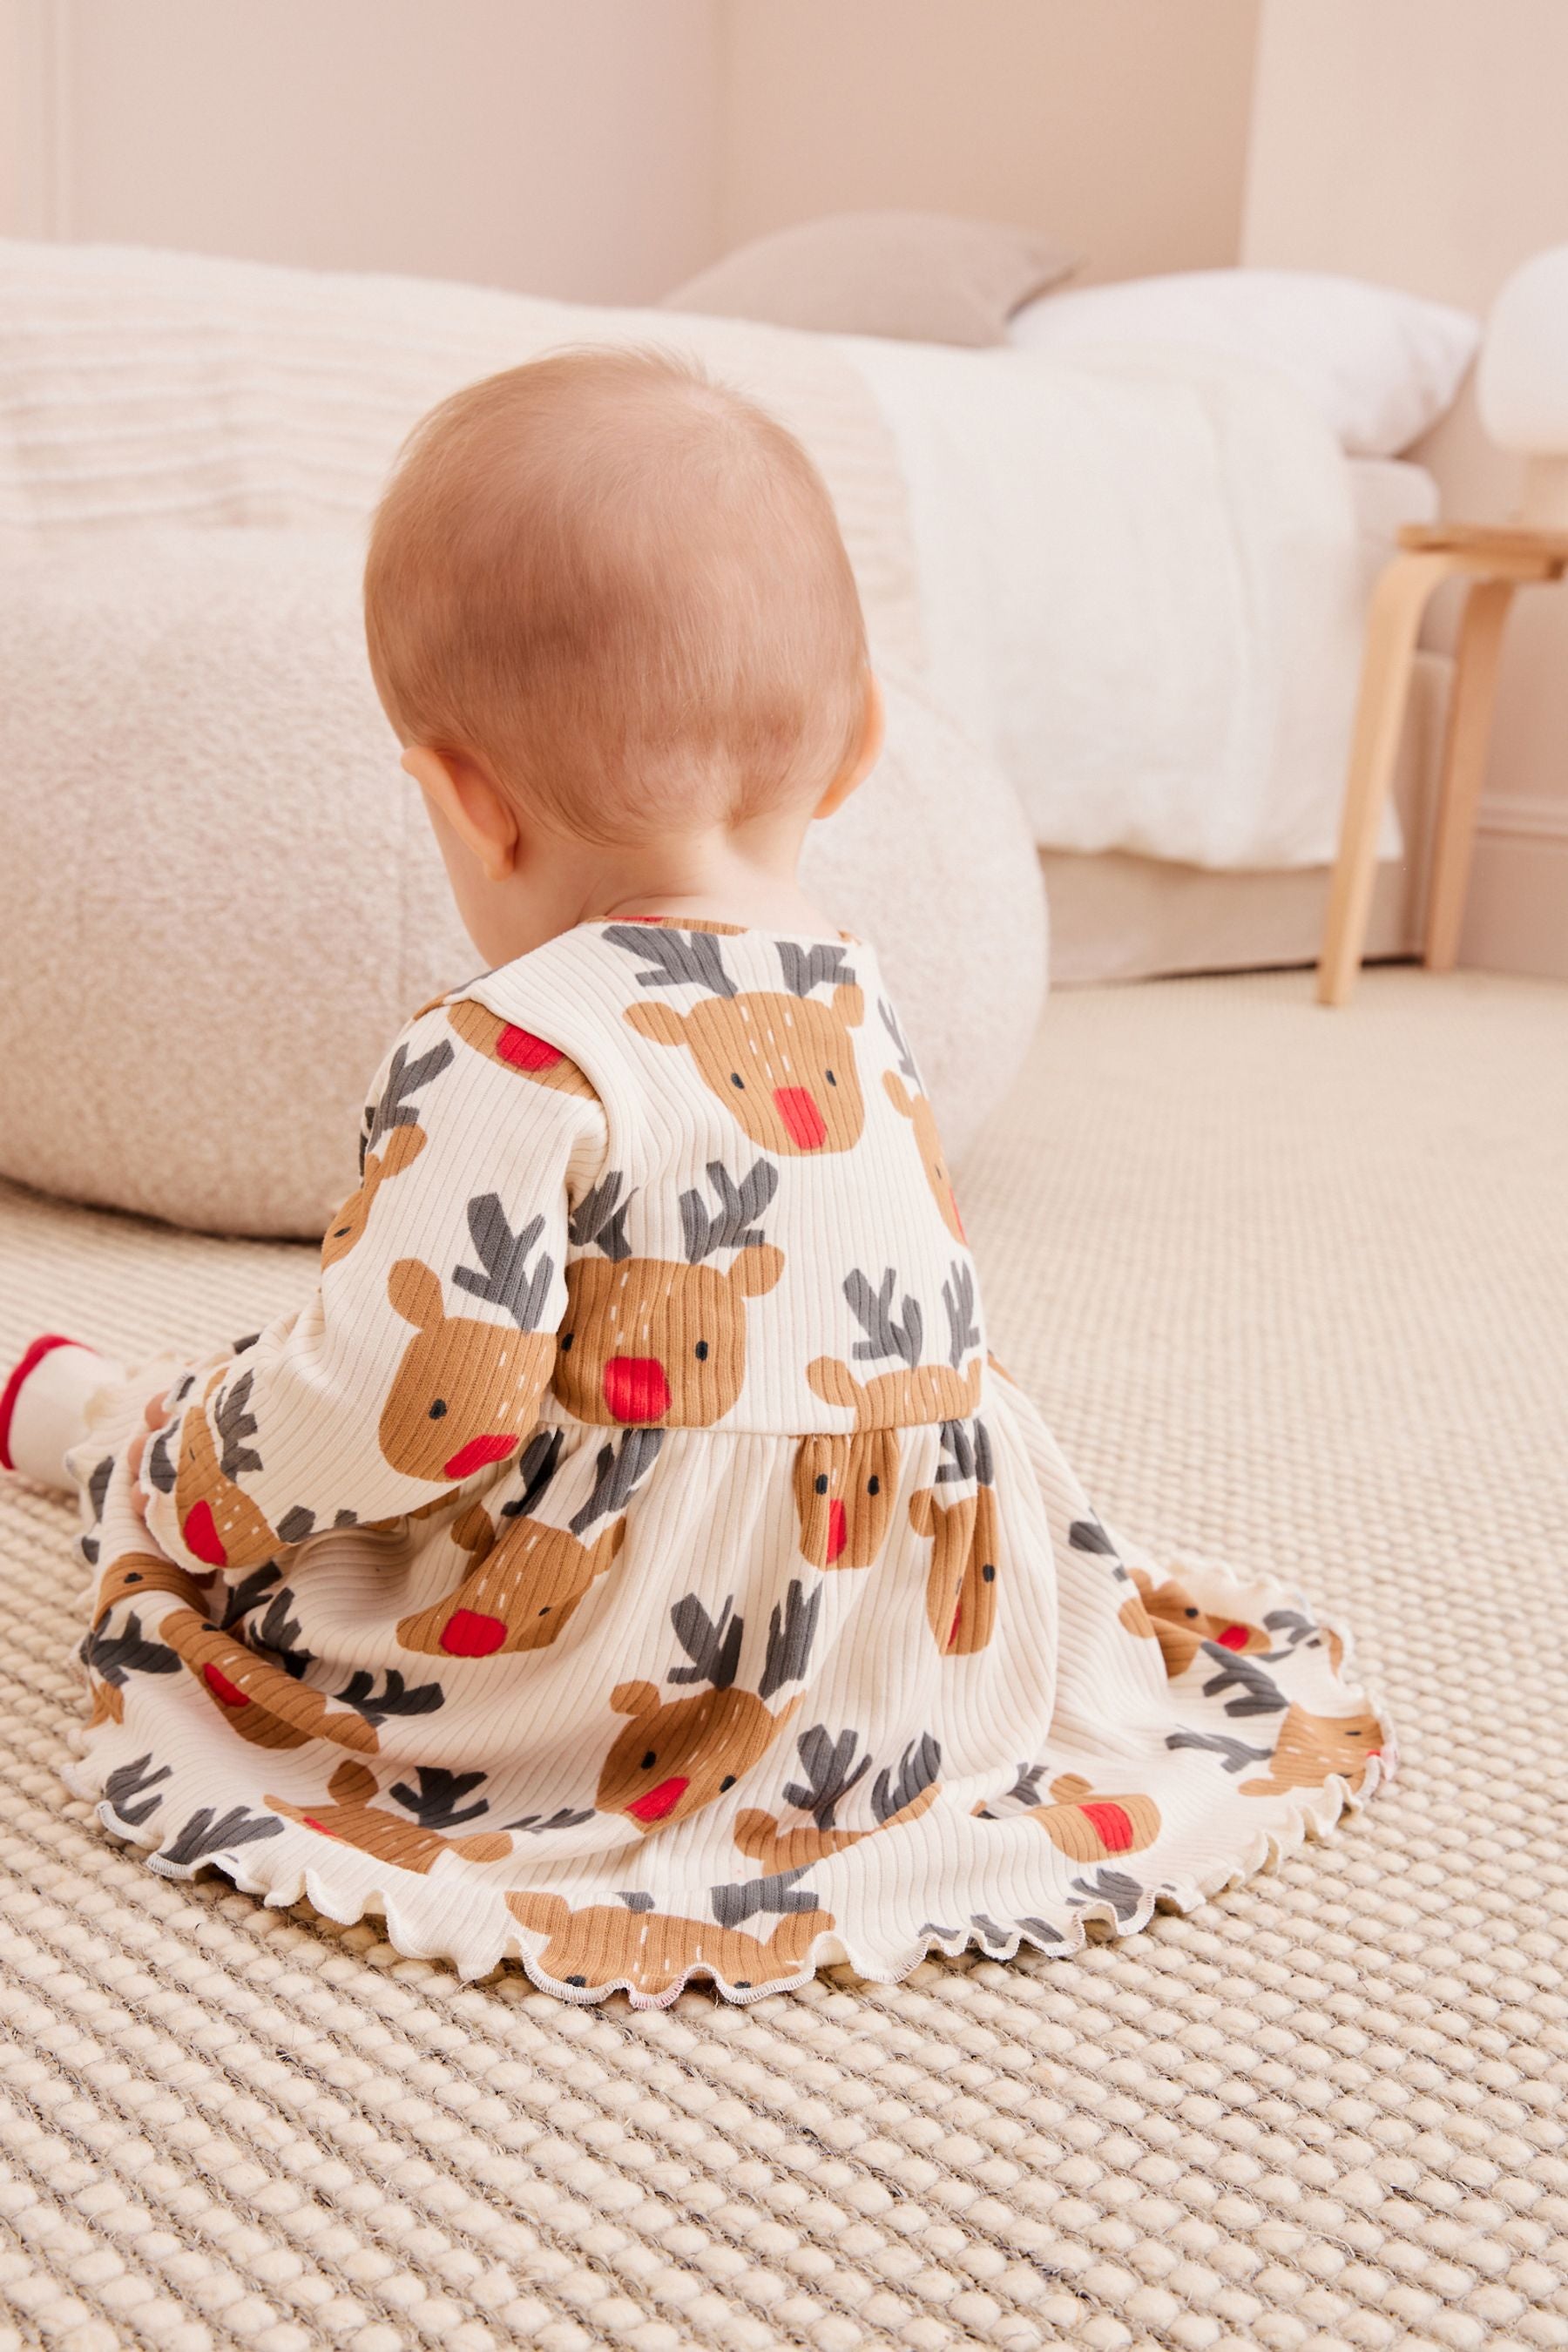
[63,919,1388,2006]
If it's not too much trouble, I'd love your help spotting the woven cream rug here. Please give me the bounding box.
[2,965,1565,2352]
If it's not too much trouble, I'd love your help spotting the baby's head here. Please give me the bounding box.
[364,348,879,954]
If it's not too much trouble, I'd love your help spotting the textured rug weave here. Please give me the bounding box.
[2,965,1565,2352]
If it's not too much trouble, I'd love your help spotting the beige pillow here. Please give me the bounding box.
[0,529,1046,1240]
[662,211,1075,348]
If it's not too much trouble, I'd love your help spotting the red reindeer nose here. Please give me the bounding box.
[628,1774,689,1822]
[825,1499,848,1564]
[202,1662,249,1707]
[182,1501,227,1567]
[603,1357,671,1423]
[1078,1800,1135,1851]
[1215,1624,1251,1651]
[774,1085,827,1149]
[441,1608,508,1657]
[443,1433,518,1480]
[497,1024,564,1072]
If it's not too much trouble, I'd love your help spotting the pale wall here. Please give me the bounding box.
[0,0,722,304]
[719,0,1260,284]
[1244,0,1568,980]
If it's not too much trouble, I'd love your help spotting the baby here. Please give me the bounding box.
[0,349,1387,2006]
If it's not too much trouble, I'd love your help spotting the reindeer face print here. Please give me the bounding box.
[322,1037,456,1269]
[166,1371,287,1571]
[909,1487,981,1653]
[505,1889,834,1997]
[448,1001,596,1095]
[557,1162,782,1427]
[611,926,866,1154]
[807,1262,983,1431]
[92,1552,215,1625]
[1118,1566,1271,1678]
[974,1773,1162,1862]
[1242,1705,1383,1797]
[793,1430,900,1569]
[598,1583,819,1832]
[952,1480,1002,1655]
[267,1759,513,1872]
[878,1003,964,1242]
[157,1607,381,1754]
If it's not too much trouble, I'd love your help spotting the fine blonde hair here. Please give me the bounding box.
[363,347,868,844]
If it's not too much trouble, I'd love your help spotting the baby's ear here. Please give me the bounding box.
[832,983,864,1030]
[728,1242,784,1299]
[625,1002,686,1047]
[388,1259,444,1331]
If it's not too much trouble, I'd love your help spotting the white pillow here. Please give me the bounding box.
[1007,268,1481,457]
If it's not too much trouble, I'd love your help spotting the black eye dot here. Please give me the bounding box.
[826,1070,837,1085]
[333,1226,351,1238]
[694,1341,709,1361]
[1185,1607,1198,1619]
[559,1333,573,1352]
[733,1979,751,1990]
[982,1562,996,1581]
[730,1072,745,1090]
[429,1399,448,1420]
[125,1571,143,1583]
[538,1605,550,1615]
[567,1974,586,1986]
[814,1473,828,1495]
[641,1752,657,1771]
[867,1476,880,1497]
[720,1775,737,1792]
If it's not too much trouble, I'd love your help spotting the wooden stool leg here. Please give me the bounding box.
[1317,551,1451,1007]
[1423,578,1517,973]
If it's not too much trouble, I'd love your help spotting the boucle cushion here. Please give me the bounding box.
[0,529,1045,1240]
[662,211,1075,347]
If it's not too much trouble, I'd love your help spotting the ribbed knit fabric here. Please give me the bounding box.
[59,922,1384,2004]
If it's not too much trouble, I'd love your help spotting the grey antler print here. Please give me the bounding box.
[159,1806,284,1867]
[567,1429,665,1536]
[214,1373,263,1480]
[667,1593,744,1691]
[220,1564,282,1632]
[102,1753,172,1827]
[679,1158,779,1264]
[943,1260,979,1369]
[934,1419,977,1484]
[759,1578,821,1701]
[1197,1644,1288,1718]
[1068,1868,1146,1923]
[453,1195,554,1329]
[365,1038,455,1158]
[777,941,855,998]
[605,924,737,998]
[253,1588,311,1680]
[335,1668,444,1725]
[388,1767,490,1830]
[1166,1728,1274,1774]
[878,997,922,1086]
[82,1614,179,1687]
[783,1725,873,1830]
[872,1732,941,1823]
[569,1173,634,1263]
[710,1865,821,1927]
[500,1429,565,1520]
[845,1267,923,1369]
[503,1804,598,1834]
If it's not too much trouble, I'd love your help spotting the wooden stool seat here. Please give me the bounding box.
[1316,520,1568,1005]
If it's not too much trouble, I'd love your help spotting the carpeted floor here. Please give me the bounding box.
[2,964,1565,2352]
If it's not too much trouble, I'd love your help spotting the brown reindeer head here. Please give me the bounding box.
[448,999,596,1095]
[1242,1704,1384,1797]
[554,1163,782,1427]
[505,1887,834,1997]
[379,1193,558,1482]
[807,1260,983,1429]
[266,1758,513,1872]
[92,1551,215,1626]
[164,1369,287,1571]
[612,927,866,1155]
[793,1428,900,1569]
[158,1605,380,1754]
[395,1429,659,1658]
[973,1768,1162,1862]
[1117,1565,1272,1678]
[597,1580,818,1834]
[323,1037,456,1268]
[909,1481,981,1654]
[879,1001,964,1243]
[930,1418,1001,1655]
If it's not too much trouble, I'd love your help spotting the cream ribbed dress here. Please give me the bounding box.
[64,920,1389,2005]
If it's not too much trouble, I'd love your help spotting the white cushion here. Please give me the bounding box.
[0,529,1044,1240]
[1009,268,1480,457]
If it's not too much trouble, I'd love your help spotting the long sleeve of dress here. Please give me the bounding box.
[139,998,606,1575]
